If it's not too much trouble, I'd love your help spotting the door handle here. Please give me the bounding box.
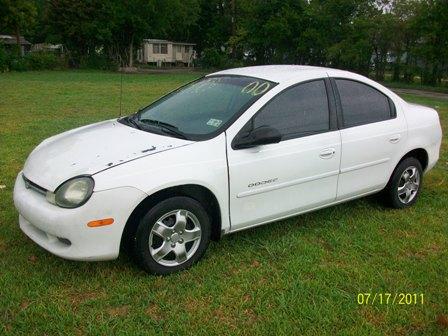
[319,148,336,159]
[389,134,401,144]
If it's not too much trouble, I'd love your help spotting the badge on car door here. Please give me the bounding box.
[248,178,278,188]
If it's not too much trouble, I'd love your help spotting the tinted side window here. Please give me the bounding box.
[252,80,330,140]
[335,79,393,127]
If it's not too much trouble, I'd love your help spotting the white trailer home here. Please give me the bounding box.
[138,39,196,67]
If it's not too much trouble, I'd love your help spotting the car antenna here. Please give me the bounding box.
[119,54,123,117]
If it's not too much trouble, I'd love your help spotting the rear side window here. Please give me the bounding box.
[335,79,395,127]
[252,79,330,140]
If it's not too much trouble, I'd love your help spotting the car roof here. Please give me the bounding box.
[208,65,353,83]
[207,65,404,105]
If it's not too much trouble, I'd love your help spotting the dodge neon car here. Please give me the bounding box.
[14,65,442,274]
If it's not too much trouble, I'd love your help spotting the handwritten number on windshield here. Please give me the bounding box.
[241,81,271,96]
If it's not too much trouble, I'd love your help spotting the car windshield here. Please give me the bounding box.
[134,76,275,139]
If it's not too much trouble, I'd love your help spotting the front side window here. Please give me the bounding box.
[248,80,330,140]
[160,43,168,54]
[153,44,160,54]
[132,76,275,139]
[335,79,394,127]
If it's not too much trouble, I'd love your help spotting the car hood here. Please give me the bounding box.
[22,119,193,191]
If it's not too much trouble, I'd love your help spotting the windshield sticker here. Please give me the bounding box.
[241,81,271,96]
[207,118,223,127]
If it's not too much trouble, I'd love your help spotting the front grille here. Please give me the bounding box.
[22,174,47,195]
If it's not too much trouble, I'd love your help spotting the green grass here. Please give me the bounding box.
[382,80,448,94]
[0,70,447,335]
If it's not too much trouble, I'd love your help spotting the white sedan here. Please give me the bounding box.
[13,65,442,274]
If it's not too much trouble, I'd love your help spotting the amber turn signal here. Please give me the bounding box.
[87,218,114,227]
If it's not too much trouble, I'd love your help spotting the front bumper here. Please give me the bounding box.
[13,172,147,261]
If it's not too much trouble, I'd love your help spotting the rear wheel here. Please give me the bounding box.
[133,196,211,275]
[384,157,423,209]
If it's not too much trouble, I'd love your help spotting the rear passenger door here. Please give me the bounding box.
[332,78,407,200]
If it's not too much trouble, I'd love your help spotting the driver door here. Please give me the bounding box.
[226,79,341,231]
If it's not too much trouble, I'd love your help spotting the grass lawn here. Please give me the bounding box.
[382,81,448,95]
[0,70,447,335]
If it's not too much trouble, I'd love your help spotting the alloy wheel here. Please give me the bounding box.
[397,166,420,204]
[148,209,202,267]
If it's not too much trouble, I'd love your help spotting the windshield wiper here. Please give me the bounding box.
[139,118,187,139]
[125,114,143,130]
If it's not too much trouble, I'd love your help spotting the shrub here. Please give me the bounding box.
[24,51,62,70]
[79,53,117,70]
[0,44,10,72]
[9,57,28,71]
[199,48,242,69]
[0,45,65,72]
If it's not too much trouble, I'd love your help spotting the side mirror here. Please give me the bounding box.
[233,125,282,150]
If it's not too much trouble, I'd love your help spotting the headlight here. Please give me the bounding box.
[53,176,95,208]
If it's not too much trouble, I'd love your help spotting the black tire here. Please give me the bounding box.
[384,157,423,209]
[133,196,211,275]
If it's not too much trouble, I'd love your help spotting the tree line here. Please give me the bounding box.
[1,0,447,85]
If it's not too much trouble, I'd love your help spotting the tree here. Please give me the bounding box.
[191,0,233,52]
[0,0,37,56]
[6,0,445,85]
[235,0,307,64]
[307,0,377,75]
[370,12,395,80]
[163,0,200,42]
[388,0,420,82]
[411,0,448,85]
[107,0,159,68]
[46,0,112,66]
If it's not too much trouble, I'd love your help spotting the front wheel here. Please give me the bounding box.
[384,157,423,209]
[134,196,211,275]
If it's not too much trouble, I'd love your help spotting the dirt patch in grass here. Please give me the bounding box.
[394,229,418,239]
[392,315,428,335]
[64,289,107,307]
[28,255,38,263]
[226,265,242,276]
[19,300,31,310]
[403,242,443,259]
[242,308,259,326]
[436,314,448,328]
[361,308,385,327]
[184,296,212,314]
[316,237,335,252]
[251,260,261,268]
[107,305,130,317]
[212,306,238,330]
[0,239,7,252]
[145,303,163,321]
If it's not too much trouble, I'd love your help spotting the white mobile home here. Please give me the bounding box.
[138,39,196,67]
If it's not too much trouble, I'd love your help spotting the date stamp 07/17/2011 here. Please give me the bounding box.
[357,293,424,305]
